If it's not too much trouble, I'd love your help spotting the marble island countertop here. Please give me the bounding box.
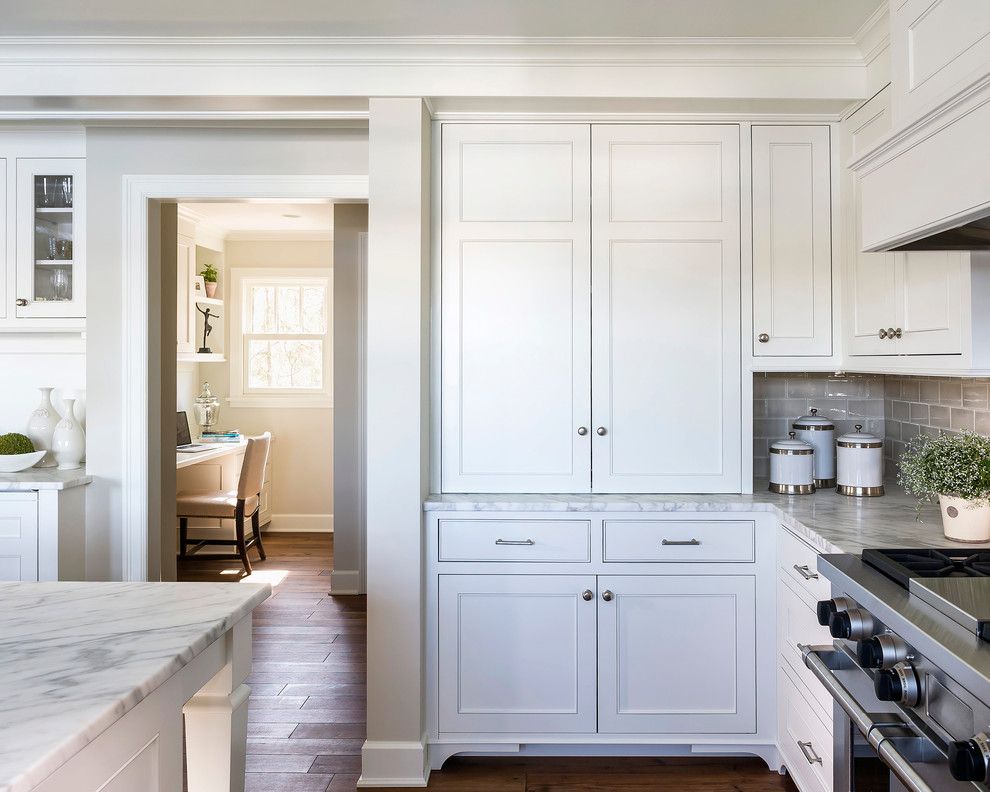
[0,468,92,491]
[425,482,982,555]
[0,581,270,792]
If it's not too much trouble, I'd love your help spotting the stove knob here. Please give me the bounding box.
[829,608,875,641]
[816,596,854,627]
[949,733,990,783]
[857,634,909,669]
[874,662,921,706]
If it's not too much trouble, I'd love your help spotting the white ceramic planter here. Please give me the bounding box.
[52,398,86,470]
[939,494,990,543]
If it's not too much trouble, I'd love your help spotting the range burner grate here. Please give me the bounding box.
[863,548,990,586]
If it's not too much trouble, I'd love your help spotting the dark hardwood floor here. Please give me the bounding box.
[178,533,797,792]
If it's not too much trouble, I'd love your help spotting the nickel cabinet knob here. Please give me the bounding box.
[577,426,588,436]
[757,333,770,343]
[581,590,593,601]
[602,590,614,602]
[596,427,607,436]
[878,328,888,339]
[15,298,28,307]
[892,327,903,339]
[887,327,897,339]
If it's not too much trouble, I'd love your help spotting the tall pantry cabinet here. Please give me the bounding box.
[440,123,742,493]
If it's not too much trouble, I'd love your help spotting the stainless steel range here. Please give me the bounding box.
[802,549,990,792]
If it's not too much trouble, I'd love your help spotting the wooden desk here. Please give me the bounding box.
[176,440,248,471]
[176,439,273,532]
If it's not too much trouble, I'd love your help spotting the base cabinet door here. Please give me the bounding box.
[438,574,598,734]
[0,493,39,581]
[597,575,756,734]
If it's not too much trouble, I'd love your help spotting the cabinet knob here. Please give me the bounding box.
[596,427,607,436]
[582,589,593,601]
[757,333,769,343]
[577,426,588,436]
[892,327,903,339]
[602,590,614,602]
[887,327,897,340]
[878,328,888,339]
[15,298,28,307]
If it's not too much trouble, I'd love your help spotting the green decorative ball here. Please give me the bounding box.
[0,433,35,455]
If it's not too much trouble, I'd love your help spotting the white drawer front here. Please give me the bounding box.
[779,527,831,602]
[439,519,591,562]
[778,576,836,719]
[603,520,755,563]
[779,663,834,792]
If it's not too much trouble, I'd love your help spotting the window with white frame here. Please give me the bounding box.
[230,269,332,407]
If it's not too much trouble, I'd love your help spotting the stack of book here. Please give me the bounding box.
[199,430,242,443]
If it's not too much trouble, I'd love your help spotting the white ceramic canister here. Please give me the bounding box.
[793,407,836,489]
[836,424,884,497]
[769,431,816,495]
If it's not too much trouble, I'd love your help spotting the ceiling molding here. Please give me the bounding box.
[853,1,891,67]
[224,230,334,242]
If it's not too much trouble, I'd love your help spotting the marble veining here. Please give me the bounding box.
[0,468,92,491]
[0,582,270,792]
[425,483,984,555]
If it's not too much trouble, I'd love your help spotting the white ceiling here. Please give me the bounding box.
[181,202,335,236]
[1,0,884,38]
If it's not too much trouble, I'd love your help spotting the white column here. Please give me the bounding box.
[183,617,252,792]
[361,98,431,787]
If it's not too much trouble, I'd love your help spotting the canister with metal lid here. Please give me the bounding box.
[836,424,884,497]
[793,407,836,489]
[769,431,816,495]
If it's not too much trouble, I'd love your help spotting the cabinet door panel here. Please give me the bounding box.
[896,250,964,354]
[598,575,756,734]
[441,124,591,492]
[438,574,597,734]
[0,494,39,581]
[752,126,832,356]
[592,125,741,493]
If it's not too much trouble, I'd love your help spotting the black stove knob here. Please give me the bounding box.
[858,638,884,668]
[829,608,874,641]
[948,734,990,783]
[857,634,909,669]
[874,663,921,706]
[816,596,853,627]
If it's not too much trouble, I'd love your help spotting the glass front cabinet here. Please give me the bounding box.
[15,158,86,322]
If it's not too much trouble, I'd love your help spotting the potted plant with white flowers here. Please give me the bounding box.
[898,431,990,542]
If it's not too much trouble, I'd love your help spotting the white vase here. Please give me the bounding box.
[26,387,59,468]
[52,398,85,470]
[939,494,990,543]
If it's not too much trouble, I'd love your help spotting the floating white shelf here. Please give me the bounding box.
[177,352,226,363]
[194,296,223,307]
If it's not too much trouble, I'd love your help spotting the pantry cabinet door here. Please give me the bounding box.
[894,250,965,355]
[751,125,832,357]
[438,574,598,734]
[597,575,757,734]
[591,124,741,493]
[441,124,591,492]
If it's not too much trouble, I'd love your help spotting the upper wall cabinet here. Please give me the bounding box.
[440,124,592,493]
[751,126,832,357]
[590,125,741,493]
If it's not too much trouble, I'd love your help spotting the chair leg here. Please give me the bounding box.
[235,507,252,576]
[179,517,188,558]
[251,510,267,560]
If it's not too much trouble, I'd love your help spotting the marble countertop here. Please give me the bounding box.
[425,483,983,555]
[0,468,92,491]
[0,582,270,792]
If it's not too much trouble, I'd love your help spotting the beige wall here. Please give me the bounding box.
[203,238,334,531]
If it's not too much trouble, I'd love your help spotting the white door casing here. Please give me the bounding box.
[597,574,757,734]
[441,124,591,493]
[751,125,832,357]
[176,234,195,354]
[437,574,598,734]
[590,124,741,493]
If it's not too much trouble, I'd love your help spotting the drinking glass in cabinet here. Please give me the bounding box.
[49,268,71,301]
[35,175,73,209]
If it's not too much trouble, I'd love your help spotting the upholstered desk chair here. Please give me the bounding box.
[177,432,271,575]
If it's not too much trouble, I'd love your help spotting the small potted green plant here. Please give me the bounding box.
[200,263,219,298]
[898,431,990,542]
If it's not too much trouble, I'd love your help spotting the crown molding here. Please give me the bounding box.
[853,1,891,67]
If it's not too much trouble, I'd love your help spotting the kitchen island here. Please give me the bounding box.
[0,581,270,792]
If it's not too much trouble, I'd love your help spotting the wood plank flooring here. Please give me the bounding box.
[178,533,797,792]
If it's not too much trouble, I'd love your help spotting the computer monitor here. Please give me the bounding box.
[177,411,193,447]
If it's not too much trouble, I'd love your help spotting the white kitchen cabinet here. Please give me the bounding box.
[0,493,38,581]
[597,574,757,734]
[440,124,591,493]
[590,125,741,493]
[437,574,598,734]
[751,126,832,357]
[15,158,86,321]
[0,483,87,582]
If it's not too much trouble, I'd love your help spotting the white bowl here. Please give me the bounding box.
[0,451,46,473]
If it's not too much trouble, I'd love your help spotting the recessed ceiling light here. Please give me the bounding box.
[282,213,301,219]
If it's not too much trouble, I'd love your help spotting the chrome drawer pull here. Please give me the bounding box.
[798,740,823,766]
[793,564,820,581]
[495,538,535,546]
[661,538,701,546]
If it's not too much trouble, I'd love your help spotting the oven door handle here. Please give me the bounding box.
[800,644,937,792]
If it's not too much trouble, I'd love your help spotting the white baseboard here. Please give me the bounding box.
[265,513,334,533]
[330,568,363,595]
[358,736,430,788]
